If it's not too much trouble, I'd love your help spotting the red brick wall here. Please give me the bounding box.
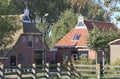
[46,51,56,63]
[56,48,96,63]
[2,34,44,66]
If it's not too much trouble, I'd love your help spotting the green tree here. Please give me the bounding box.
[48,9,78,48]
[0,16,21,55]
[70,0,109,21]
[0,0,21,55]
[12,0,71,23]
[87,26,119,64]
[0,0,20,15]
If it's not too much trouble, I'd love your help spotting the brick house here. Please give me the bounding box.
[109,39,120,64]
[0,7,55,66]
[54,15,118,63]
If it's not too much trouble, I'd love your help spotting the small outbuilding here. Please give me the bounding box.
[109,39,120,64]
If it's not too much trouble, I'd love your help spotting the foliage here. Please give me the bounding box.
[12,0,71,23]
[0,16,21,52]
[48,9,78,47]
[0,0,20,15]
[87,26,119,51]
[111,59,120,65]
[70,0,109,21]
[73,58,96,65]
[70,0,89,11]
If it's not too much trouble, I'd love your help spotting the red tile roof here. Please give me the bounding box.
[84,20,118,31]
[55,28,88,47]
[55,20,118,47]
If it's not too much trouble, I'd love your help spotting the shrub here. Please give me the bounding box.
[73,58,95,64]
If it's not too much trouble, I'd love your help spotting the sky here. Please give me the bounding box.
[93,0,120,28]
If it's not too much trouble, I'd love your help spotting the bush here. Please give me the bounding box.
[73,58,95,64]
[111,59,120,65]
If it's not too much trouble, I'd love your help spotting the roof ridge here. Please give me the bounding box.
[84,20,112,24]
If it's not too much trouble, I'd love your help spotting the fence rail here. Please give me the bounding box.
[1,63,120,79]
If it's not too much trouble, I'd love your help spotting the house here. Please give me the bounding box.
[54,15,118,63]
[109,39,120,64]
[0,7,55,66]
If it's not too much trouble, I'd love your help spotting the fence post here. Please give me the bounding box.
[57,63,61,78]
[45,63,50,79]
[97,64,100,79]
[0,64,4,79]
[32,63,37,79]
[17,64,22,79]
[67,62,71,79]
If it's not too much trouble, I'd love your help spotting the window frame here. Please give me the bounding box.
[27,40,33,48]
[73,34,80,41]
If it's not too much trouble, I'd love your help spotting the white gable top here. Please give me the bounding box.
[75,14,86,28]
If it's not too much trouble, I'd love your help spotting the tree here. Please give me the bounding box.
[0,0,20,15]
[70,0,89,12]
[48,9,78,48]
[87,26,119,64]
[0,16,21,55]
[0,0,21,55]
[70,0,110,21]
[12,0,71,23]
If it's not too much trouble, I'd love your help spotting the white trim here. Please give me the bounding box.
[75,46,87,48]
[77,49,89,51]
[50,48,58,51]
[23,20,31,23]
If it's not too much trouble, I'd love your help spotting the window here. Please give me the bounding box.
[63,53,68,63]
[73,34,80,40]
[35,37,39,43]
[34,51,43,65]
[22,36,25,42]
[28,41,32,47]
[10,55,16,66]
[81,54,88,58]
[28,35,33,48]
[78,51,88,59]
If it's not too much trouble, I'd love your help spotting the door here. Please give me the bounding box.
[10,55,16,66]
[34,50,43,65]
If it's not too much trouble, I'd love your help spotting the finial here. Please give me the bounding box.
[75,14,86,28]
[23,0,31,23]
[24,0,29,16]
[78,14,84,22]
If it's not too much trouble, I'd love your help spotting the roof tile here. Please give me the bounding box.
[55,20,118,47]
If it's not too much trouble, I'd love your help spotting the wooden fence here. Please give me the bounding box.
[0,63,120,79]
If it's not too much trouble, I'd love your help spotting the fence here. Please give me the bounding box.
[0,63,120,79]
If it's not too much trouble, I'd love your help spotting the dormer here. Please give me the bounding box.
[23,2,31,23]
[75,14,86,29]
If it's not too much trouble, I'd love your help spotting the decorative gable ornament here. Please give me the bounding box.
[75,14,86,29]
[23,1,31,23]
